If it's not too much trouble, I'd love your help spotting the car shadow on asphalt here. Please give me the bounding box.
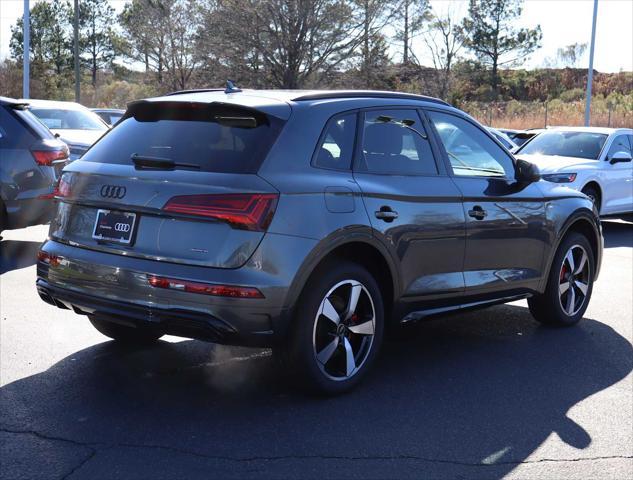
[0,240,42,275]
[601,220,633,249]
[1,305,631,479]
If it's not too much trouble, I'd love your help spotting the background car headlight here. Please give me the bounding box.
[542,173,577,183]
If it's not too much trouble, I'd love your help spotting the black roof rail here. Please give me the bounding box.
[165,88,225,96]
[292,90,450,106]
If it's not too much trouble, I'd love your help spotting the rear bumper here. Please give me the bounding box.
[37,278,250,344]
[36,234,317,346]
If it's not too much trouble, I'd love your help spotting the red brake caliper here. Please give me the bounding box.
[351,313,359,324]
[560,264,567,282]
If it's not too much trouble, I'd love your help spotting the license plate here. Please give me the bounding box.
[92,209,137,245]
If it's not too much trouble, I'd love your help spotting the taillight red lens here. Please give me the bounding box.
[39,177,71,200]
[32,147,69,166]
[37,251,61,266]
[55,177,71,197]
[163,193,278,231]
[148,275,264,299]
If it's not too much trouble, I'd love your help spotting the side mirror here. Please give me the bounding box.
[515,159,541,183]
[609,151,633,164]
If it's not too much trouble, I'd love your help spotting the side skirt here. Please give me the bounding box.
[401,293,532,324]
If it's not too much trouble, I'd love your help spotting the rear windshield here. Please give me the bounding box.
[14,108,56,139]
[81,102,285,174]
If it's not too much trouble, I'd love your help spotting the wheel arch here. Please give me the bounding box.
[283,231,400,327]
[580,181,602,211]
[540,211,603,291]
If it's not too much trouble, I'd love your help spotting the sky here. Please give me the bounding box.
[0,0,632,73]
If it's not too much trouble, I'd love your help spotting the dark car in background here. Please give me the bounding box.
[91,108,125,127]
[499,128,546,147]
[25,99,109,160]
[36,89,602,394]
[0,97,69,234]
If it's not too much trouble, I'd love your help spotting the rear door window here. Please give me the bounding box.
[82,102,285,174]
[313,113,356,170]
[358,109,438,175]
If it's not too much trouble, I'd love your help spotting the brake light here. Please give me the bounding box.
[163,193,278,231]
[31,146,70,166]
[37,251,61,267]
[148,275,264,299]
[55,177,72,197]
[38,177,71,200]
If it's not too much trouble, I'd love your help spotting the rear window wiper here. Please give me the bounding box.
[131,153,200,170]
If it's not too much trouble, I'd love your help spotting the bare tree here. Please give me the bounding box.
[120,0,167,83]
[422,6,464,99]
[162,0,204,90]
[208,0,361,89]
[557,43,588,68]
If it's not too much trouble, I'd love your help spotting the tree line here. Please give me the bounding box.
[1,0,631,110]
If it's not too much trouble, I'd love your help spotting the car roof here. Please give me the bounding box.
[0,96,29,108]
[92,108,125,113]
[19,98,90,111]
[547,126,632,135]
[141,88,451,120]
[165,88,447,104]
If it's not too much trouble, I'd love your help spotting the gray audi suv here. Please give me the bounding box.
[36,88,603,394]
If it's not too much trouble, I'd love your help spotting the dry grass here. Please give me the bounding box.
[463,100,633,130]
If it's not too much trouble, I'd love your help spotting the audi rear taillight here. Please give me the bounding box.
[39,176,71,200]
[148,275,264,299]
[55,177,72,198]
[37,251,61,266]
[163,193,278,231]
[31,146,69,166]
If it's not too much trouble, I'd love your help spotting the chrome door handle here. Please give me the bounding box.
[468,206,487,220]
[375,207,398,222]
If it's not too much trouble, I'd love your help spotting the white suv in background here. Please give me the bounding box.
[516,127,633,216]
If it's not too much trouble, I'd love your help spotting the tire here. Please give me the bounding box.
[89,315,163,344]
[528,232,595,326]
[282,260,384,395]
[581,185,601,214]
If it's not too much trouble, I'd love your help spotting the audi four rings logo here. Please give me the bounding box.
[100,185,126,199]
[114,223,131,233]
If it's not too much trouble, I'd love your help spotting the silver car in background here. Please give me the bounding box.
[24,99,109,160]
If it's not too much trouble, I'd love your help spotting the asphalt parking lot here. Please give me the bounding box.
[1,221,632,480]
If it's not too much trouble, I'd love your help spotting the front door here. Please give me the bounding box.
[601,134,633,215]
[426,109,548,296]
[353,108,466,305]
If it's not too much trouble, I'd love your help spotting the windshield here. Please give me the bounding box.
[519,131,608,160]
[30,107,108,131]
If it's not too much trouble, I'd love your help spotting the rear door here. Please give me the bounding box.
[51,101,286,269]
[425,109,547,296]
[353,108,466,304]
